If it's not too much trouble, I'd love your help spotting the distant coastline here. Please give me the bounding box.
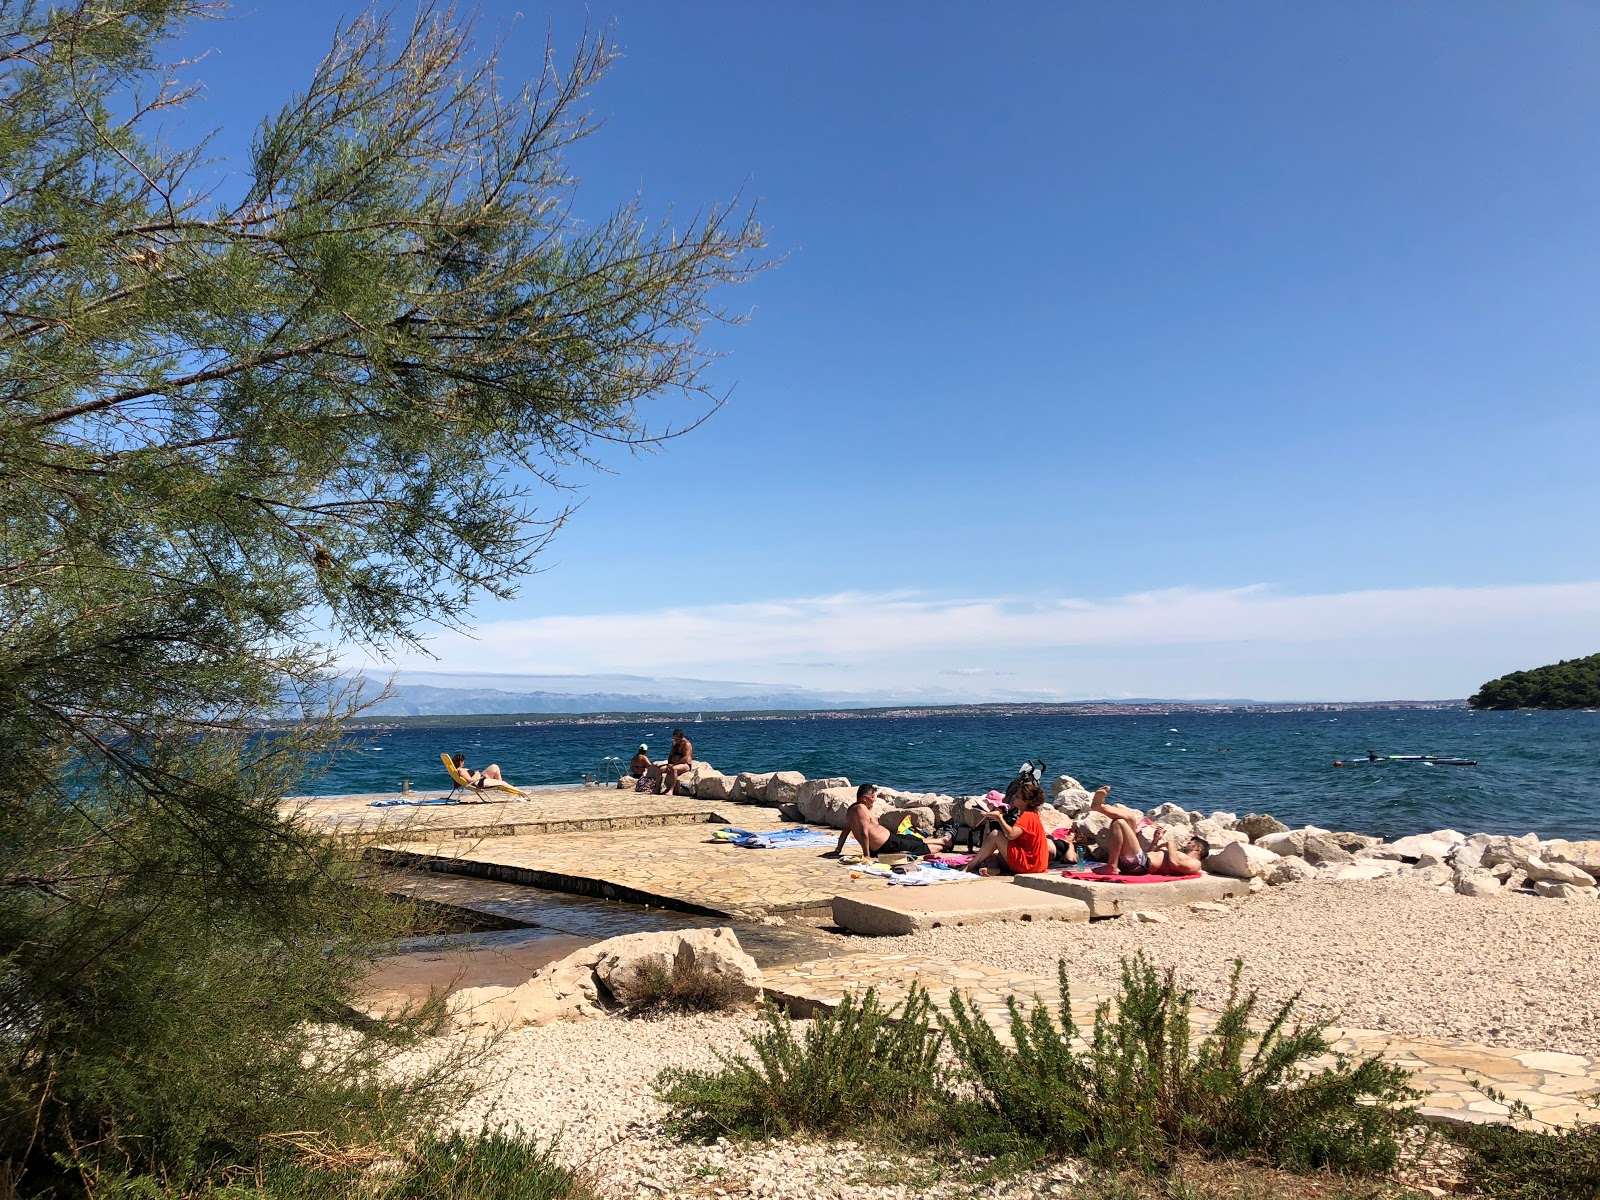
[340,698,1467,731]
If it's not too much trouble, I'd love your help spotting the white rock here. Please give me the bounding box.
[1206,811,1239,829]
[1533,881,1599,901]
[796,778,852,824]
[1247,876,1268,893]
[1267,854,1316,885]
[1147,802,1190,826]
[1455,870,1503,898]
[1324,860,1394,882]
[1376,834,1454,862]
[1192,820,1248,854]
[1543,840,1600,874]
[763,771,805,806]
[1050,775,1094,814]
[1188,900,1229,916]
[1255,830,1305,857]
[1127,910,1169,924]
[693,772,737,802]
[733,771,775,803]
[800,785,868,829]
[1303,834,1356,866]
[449,948,608,1030]
[1481,834,1540,870]
[594,927,763,1008]
[1207,840,1281,880]
[1523,856,1598,888]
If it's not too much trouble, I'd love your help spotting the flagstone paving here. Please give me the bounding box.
[293,784,722,842]
[369,811,896,918]
[759,952,1600,1131]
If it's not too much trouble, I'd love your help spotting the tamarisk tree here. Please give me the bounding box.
[0,0,762,1182]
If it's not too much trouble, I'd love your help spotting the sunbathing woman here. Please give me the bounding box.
[451,752,505,788]
[1089,785,1208,876]
[965,780,1050,876]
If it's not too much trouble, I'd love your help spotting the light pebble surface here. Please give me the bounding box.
[454,1013,1077,1200]
[901,875,1600,1057]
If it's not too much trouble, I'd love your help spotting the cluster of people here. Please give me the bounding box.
[824,778,1209,878]
[628,728,694,795]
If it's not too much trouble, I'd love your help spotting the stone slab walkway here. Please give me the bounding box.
[759,952,1600,1130]
[832,877,1091,935]
[371,813,895,918]
[293,785,721,842]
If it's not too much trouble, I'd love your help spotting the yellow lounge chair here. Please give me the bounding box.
[440,752,529,801]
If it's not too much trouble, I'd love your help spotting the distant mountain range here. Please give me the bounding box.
[349,672,880,716]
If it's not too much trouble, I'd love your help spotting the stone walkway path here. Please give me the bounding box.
[371,812,895,917]
[760,952,1600,1131]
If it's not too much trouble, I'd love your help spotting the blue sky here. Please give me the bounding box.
[175,3,1599,701]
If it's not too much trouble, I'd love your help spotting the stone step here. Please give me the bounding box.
[1014,871,1249,919]
[831,878,1090,936]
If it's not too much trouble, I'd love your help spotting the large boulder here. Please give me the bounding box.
[1455,870,1502,898]
[1268,855,1317,886]
[733,771,775,802]
[1146,802,1191,827]
[1302,834,1355,866]
[448,947,608,1030]
[801,785,864,829]
[1235,813,1288,841]
[1050,775,1094,814]
[1543,840,1600,874]
[764,771,806,806]
[1372,834,1456,863]
[1329,831,1382,853]
[889,790,956,825]
[1533,881,1599,901]
[1256,829,1305,857]
[1523,856,1598,888]
[1073,809,1113,856]
[1192,821,1249,855]
[693,772,737,802]
[1481,833,1541,870]
[594,927,762,1008]
[1207,841,1280,880]
[796,777,849,808]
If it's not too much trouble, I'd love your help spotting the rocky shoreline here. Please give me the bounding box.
[641,762,1600,902]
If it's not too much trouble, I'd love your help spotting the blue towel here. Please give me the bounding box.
[716,826,837,850]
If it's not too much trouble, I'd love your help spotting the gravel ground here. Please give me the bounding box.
[454,1012,1080,1200]
[900,874,1600,1056]
[447,875,1600,1198]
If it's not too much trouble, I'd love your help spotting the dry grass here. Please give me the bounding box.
[621,959,755,1018]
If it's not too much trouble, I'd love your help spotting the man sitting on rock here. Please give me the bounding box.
[824,784,954,859]
[658,728,694,796]
[1089,786,1209,876]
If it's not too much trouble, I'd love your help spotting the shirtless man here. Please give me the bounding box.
[1088,785,1209,876]
[823,784,954,859]
[629,743,653,778]
[658,728,694,796]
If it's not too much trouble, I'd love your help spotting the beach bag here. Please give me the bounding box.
[635,774,659,794]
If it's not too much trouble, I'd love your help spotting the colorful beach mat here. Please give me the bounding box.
[1060,869,1202,884]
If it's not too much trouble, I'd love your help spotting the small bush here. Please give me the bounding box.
[940,956,1420,1173]
[1454,1117,1600,1200]
[69,1129,595,1200]
[621,959,754,1018]
[654,987,947,1141]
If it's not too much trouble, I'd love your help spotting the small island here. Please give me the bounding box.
[1469,652,1600,710]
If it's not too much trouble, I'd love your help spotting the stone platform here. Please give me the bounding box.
[1016,871,1250,918]
[761,952,1600,1131]
[293,785,718,843]
[832,877,1091,936]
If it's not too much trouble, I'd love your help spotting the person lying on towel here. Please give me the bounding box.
[1089,785,1209,876]
[964,779,1050,876]
[823,784,955,860]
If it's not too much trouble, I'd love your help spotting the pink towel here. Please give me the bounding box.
[1060,869,1203,885]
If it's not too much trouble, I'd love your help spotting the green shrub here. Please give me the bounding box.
[1454,1117,1600,1200]
[621,958,755,1018]
[940,956,1420,1173]
[654,987,947,1141]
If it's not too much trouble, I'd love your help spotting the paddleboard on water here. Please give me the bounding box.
[1334,754,1477,767]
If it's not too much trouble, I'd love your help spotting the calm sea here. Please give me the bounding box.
[306,708,1600,841]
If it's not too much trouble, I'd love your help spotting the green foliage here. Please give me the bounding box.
[53,1128,596,1200]
[654,957,1419,1182]
[1470,653,1600,710]
[0,0,760,1189]
[941,957,1418,1173]
[1454,1116,1600,1200]
[654,987,948,1142]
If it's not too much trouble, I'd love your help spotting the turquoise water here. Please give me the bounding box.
[311,708,1600,841]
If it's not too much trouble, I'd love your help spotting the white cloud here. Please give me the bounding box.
[349,580,1600,700]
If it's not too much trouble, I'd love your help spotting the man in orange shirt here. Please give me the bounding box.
[965,779,1049,875]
